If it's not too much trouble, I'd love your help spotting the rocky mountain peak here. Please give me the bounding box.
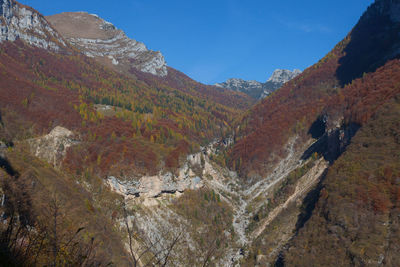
[46,12,168,77]
[216,78,262,90]
[267,69,302,84]
[216,69,302,100]
[0,0,67,50]
[215,78,264,99]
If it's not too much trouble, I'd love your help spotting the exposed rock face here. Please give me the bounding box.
[267,69,302,84]
[107,152,204,198]
[215,79,264,99]
[46,12,168,77]
[215,69,301,100]
[28,126,78,168]
[0,0,66,50]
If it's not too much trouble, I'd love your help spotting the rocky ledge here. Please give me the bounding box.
[107,153,205,199]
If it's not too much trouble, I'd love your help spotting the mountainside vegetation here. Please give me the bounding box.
[0,29,252,265]
[229,0,400,264]
[228,0,400,182]
[1,0,400,266]
[0,144,130,265]
[281,95,400,266]
[0,39,251,178]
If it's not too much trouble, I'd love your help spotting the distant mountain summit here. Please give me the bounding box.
[215,69,301,100]
[215,79,264,99]
[46,12,168,77]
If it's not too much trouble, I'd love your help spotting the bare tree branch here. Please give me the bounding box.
[123,202,183,267]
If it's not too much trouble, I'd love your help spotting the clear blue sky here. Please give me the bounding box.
[21,0,374,84]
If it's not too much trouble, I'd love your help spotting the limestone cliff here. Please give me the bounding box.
[0,0,66,50]
[46,12,168,77]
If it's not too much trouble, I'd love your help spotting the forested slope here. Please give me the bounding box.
[229,0,400,183]
[281,95,400,266]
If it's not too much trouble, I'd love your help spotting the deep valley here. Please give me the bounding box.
[0,0,399,266]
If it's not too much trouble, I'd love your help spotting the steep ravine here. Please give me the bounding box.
[1,0,399,265]
[24,117,356,266]
[103,134,334,266]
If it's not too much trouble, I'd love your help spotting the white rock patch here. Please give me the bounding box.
[28,126,79,168]
[0,0,66,50]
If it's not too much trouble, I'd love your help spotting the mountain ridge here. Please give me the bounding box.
[0,0,400,266]
[215,69,301,99]
[46,11,168,77]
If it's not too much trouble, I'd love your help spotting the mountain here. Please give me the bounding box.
[0,0,67,50]
[1,0,400,266]
[215,69,301,99]
[0,0,253,265]
[46,12,168,77]
[229,0,400,183]
[46,12,254,110]
[215,78,264,99]
[227,0,400,264]
[274,1,400,265]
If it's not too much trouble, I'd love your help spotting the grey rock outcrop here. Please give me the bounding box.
[215,69,301,100]
[28,126,79,168]
[46,12,168,77]
[107,152,205,198]
[0,0,66,50]
[215,79,264,99]
[108,173,202,199]
[267,69,302,84]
